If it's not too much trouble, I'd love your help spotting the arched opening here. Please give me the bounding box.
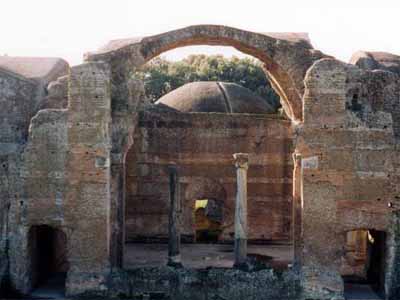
[87,25,326,122]
[193,198,223,243]
[132,47,281,115]
[136,29,307,123]
[94,25,317,270]
[341,229,386,299]
[28,225,68,297]
[182,178,228,244]
[123,75,294,269]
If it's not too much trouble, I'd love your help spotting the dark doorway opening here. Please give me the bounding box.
[29,225,69,297]
[342,229,386,299]
[367,230,386,294]
[194,199,223,243]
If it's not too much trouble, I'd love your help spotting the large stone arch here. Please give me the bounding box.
[84,25,328,268]
[86,24,328,122]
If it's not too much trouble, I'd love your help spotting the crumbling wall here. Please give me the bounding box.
[108,267,301,300]
[298,58,400,299]
[2,26,400,299]
[42,75,69,109]
[350,51,400,77]
[7,108,68,293]
[0,59,69,293]
[0,69,38,230]
[125,109,293,242]
[0,69,40,293]
[7,62,113,296]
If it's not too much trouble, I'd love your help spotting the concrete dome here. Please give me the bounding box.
[155,82,276,114]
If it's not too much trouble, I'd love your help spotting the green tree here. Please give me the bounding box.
[132,54,280,109]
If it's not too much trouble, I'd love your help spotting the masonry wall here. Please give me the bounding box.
[0,69,38,237]
[0,59,69,295]
[1,38,400,300]
[125,109,293,242]
[0,69,41,292]
[298,58,400,299]
[6,62,113,296]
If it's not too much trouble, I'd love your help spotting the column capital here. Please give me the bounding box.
[233,153,249,170]
[292,152,302,163]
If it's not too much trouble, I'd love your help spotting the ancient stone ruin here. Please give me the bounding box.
[1,25,400,300]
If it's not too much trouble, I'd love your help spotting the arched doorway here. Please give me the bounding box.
[122,73,295,268]
[28,225,68,296]
[184,178,228,243]
[194,198,223,243]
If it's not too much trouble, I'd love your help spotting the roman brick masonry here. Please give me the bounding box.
[1,25,400,300]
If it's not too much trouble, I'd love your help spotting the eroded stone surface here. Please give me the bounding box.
[350,51,400,76]
[108,266,301,300]
[0,25,400,300]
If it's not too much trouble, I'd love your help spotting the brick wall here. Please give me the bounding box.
[125,109,293,242]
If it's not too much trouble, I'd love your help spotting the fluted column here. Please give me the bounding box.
[167,164,182,267]
[233,153,249,267]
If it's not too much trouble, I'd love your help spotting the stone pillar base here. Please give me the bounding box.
[234,238,248,268]
[167,255,183,268]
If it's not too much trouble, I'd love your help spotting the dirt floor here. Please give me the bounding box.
[124,242,293,269]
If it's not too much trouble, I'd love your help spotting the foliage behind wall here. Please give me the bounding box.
[132,54,280,109]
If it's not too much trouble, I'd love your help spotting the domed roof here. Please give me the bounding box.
[155,82,276,114]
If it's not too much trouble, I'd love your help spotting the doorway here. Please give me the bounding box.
[29,225,68,297]
[367,230,386,294]
[194,199,223,243]
[342,229,386,299]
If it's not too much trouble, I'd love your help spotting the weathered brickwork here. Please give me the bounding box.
[0,59,68,294]
[126,110,293,242]
[4,62,112,296]
[298,58,400,298]
[0,70,37,270]
[1,25,400,300]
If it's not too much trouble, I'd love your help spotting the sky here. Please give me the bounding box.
[1,0,399,66]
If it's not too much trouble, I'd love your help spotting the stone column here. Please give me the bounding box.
[292,153,302,267]
[233,153,249,267]
[167,164,182,267]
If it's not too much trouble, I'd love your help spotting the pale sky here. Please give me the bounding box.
[1,0,399,66]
